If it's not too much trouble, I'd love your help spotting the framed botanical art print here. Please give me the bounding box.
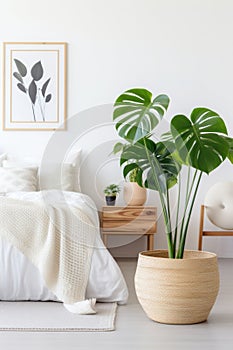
[2,42,67,131]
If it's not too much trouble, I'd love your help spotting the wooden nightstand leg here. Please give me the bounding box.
[147,234,154,250]
[103,234,108,247]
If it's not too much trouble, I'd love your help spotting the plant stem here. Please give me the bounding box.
[185,166,191,206]
[31,103,36,122]
[166,185,172,247]
[143,138,174,257]
[176,171,203,258]
[173,172,181,257]
[38,89,45,121]
[176,168,198,257]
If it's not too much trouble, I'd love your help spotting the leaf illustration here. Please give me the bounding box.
[13,72,23,83]
[45,94,52,103]
[31,61,43,81]
[42,78,51,97]
[29,80,37,104]
[14,59,27,77]
[17,83,26,93]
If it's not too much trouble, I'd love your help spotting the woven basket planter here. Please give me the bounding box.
[134,250,219,324]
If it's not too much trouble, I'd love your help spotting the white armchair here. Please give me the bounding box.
[198,182,233,250]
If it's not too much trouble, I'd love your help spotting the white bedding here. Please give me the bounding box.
[0,191,128,307]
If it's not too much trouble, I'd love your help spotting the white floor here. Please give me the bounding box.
[0,258,233,350]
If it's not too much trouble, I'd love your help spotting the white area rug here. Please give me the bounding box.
[0,302,117,332]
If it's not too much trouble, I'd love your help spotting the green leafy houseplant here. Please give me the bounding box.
[113,88,233,258]
[104,184,120,196]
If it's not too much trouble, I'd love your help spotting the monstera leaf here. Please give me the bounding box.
[171,108,229,174]
[113,88,170,143]
[120,138,181,192]
[223,136,233,163]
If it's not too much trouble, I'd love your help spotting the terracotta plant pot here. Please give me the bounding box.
[124,182,147,206]
[134,250,219,324]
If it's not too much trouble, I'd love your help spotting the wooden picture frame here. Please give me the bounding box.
[2,42,67,131]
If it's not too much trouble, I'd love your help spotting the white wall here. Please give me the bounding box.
[1,0,233,256]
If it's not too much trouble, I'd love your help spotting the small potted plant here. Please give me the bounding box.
[104,184,120,206]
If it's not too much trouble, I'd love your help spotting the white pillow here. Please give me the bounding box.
[0,167,38,193]
[38,148,81,191]
[38,163,74,191]
[2,160,37,168]
[2,149,82,192]
[3,161,73,191]
[205,181,233,230]
[65,149,82,192]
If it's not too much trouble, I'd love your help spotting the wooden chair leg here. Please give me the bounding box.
[198,205,205,251]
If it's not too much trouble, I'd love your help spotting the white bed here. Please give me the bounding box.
[0,190,128,306]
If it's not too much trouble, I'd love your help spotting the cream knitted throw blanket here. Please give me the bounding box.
[0,196,97,304]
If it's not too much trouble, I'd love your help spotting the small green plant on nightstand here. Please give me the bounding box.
[104,184,120,206]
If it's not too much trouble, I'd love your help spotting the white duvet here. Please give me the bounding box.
[0,191,128,312]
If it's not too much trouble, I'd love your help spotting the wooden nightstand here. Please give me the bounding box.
[100,206,157,250]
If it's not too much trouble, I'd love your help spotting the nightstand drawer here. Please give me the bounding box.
[102,206,156,221]
[101,205,157,252]
[102,220,156,233]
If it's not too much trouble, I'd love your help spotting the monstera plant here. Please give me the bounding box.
[113,88,233,259]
